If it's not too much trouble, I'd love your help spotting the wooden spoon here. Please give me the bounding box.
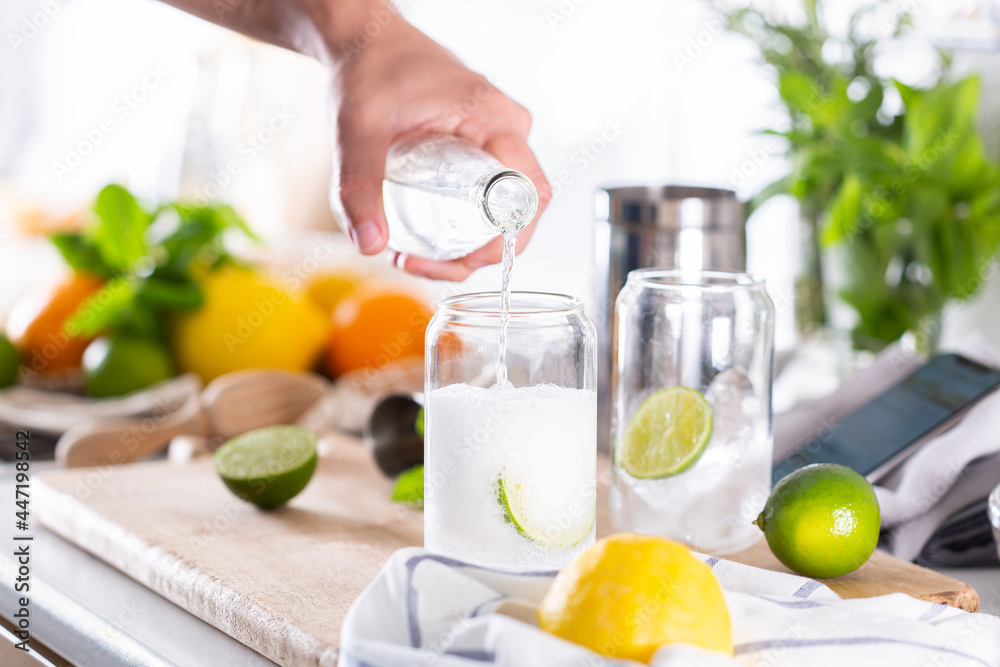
[56,370,328,468]
[201,370,328,439]
[56,393,208,468]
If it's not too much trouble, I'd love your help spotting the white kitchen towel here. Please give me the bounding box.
[873,335,1000,560]
[340,548,1000,667]
[876,386,1000,527]
[772,332,1000,562]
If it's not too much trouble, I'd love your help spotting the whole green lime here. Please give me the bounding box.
[213,425,318,508]
[757,463,880,578]
[82,336,173,398]
[0,333,20,388]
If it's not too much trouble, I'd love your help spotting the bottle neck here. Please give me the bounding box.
[479,170,538,233]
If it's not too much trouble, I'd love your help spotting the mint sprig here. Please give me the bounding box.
[54,184,257,343]
[391,465,424,509]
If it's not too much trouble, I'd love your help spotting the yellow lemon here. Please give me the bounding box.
[305,269,365,314]
[537,533,732,663]
[173,265,329,383]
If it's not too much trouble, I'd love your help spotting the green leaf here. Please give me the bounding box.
[821,172,863,245]
[902,77,979,160]
[64,277,136,338]
[92,185,152,271]
[779,70,824,119]
[848,81,884,126]
[171,203,260,242]
[748,176,790,215]
[113,301,162,340]
[49,233,112,278]
[895,80,919,108]
[48,184,260,344]
[137,278,204,311]
[155,204,260,280]
[804,0,818,27]
[716,0,1000,350]
[391,465,424,509]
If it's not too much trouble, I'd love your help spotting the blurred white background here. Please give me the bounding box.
[1,0,999,353]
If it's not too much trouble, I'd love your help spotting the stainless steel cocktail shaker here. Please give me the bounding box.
[594,186,746,450]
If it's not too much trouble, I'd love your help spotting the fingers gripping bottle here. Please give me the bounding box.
[382,135,538,260]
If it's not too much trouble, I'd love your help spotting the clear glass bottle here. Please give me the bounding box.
[424,292,597,570]
[610,269,775,554]
[382,135,538,260]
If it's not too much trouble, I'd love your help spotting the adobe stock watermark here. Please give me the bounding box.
[423,404,505,496]
[72,599,147,666]
[190,107,295,204]
[14,277,131,380]
[839,126,960,244]
[188,498,246,553]
[545,0,591,31]
[221,285,292,353]
[337,3,400,62]
[729,137,782,191]
[882,258,1000,375]
[876,0,928,36]
[7,0,68,53]
[393,82,495,179]
[672,17,725,73]
[50,65,169,183]
[388,83,495,177]
[281,235,344,291]
[550,116,629,200]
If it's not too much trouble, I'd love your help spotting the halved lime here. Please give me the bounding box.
[618,386,713,479]
[0,333,19,388]
[213,425,318,508]
[498,473,594,547]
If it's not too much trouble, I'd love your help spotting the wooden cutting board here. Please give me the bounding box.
[35,433,979,667]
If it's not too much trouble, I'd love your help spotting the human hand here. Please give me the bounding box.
[326,12,551,281]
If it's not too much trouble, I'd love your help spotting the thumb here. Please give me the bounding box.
[335,128,390,254]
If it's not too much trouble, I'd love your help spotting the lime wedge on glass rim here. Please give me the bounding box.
[213,425,318,508]
[618,386,713,479]
[497,473,594,547]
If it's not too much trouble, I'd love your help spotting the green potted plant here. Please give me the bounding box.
[720,0,1000,352]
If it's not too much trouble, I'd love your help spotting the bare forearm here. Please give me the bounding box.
[156,0,550,280]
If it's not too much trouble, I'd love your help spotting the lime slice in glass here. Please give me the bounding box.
[213,425,318,508]
[498,472,594,547]
[618,386,713,479]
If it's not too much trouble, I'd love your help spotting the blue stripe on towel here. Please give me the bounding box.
[752,595,823,609]
[735,637,993,667]
[339,653,379,667]
[919,604,947,622]
[704,556,721,568]
[793,580,822,598]
[471,595,508,618]
[405,554,559,647]
[445,649,497,662]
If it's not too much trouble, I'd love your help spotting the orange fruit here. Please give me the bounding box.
[325,287,432,377]
[6,273,104,374]
[305,270,365,314]
[435,330,465,364]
